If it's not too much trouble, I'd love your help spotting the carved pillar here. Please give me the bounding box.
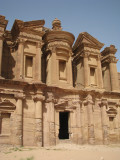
[109,58,119,91]
[0,36,3,78]
[14,93,25,146]
[0,16,8,78]
[83,53,89,87]
[43,92,55,146]
[85,94,95,144]
[51,47,57,84]
[34,94,45,146]
[97,55,103,89]
[35,42,43,81]
[101,99,108,144]
[16,39,25,80]
[73,100,83,144]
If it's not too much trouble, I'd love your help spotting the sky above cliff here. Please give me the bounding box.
[1,0,120,71]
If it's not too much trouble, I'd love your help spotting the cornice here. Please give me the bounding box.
[101,55,118,64]
[43,30,75,47]
[101,45,117,57]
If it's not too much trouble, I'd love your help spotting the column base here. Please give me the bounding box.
[89,138,95,144]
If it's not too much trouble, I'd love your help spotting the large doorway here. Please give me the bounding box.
[59,112,69,139]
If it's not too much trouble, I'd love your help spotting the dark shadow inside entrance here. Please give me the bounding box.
[59,112,69,139]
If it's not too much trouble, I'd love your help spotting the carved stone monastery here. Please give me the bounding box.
[0,15,120,147]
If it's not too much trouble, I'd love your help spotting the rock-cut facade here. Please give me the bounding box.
[0,15,120,146]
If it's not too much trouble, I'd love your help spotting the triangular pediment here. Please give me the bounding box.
[73,32,104,51]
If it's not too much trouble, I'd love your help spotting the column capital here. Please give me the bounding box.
[33,95,45,102]
[14,93,25,100]
[116,102,120,107]
[101,98,108,107]
[83,52,90,58]
[0,33,4,41]
[18,38,27,44]
[84,94,94,105]
[95,99,101,106]
[97,54,101,61]
[36,41,44,48]
[47,46,56,53]
[45,92,55,103]
[108,56,118,63]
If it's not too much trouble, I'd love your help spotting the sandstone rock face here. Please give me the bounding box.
[0,16,120,147]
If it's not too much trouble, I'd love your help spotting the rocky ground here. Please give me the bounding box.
[0,143,120,160]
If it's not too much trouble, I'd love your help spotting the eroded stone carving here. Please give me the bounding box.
[0,15,120,147]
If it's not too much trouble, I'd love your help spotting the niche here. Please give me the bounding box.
[0,113,11,135]
[59,60,67,80]
[25,56,33,78]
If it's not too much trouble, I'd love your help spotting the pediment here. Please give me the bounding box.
[107,108,117,117]
[0,100,16,111]
[11,19,45,35]
[73,32,104,51]
[55,99,77,111]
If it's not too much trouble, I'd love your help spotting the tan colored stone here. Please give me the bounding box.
[0,15,120,147]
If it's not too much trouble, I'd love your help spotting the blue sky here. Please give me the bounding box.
[1,0,120,71]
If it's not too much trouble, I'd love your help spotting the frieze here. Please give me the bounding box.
[47,41,70,48]
[19,32,42,41]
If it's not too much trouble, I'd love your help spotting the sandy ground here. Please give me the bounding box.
[0,143,120,160]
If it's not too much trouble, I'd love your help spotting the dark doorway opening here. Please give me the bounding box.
[59,112,69,139]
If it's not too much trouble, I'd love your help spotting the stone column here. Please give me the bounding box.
[0,36,3,78]
[34,94,45,146]
[85,94,95,144]
[101,99,108,144]
[14,93,25,146]
[109,58,119,91]
[16,39,25,80]
[73,100,83,144]
[43,92,55,146]
[97,55,103,89]
[0,16,8,78]
[83,53,89,87]
[68,54,73,86]
[51,47,57,84]
[35,42,43,81]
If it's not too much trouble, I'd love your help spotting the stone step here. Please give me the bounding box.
[58,139,72,144]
